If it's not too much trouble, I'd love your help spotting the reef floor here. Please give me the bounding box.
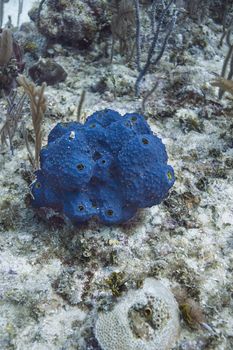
[0,10,233,350]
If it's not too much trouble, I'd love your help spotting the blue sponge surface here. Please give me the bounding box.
[31,109,175,224]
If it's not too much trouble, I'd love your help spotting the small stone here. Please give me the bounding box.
[28,58,67,85]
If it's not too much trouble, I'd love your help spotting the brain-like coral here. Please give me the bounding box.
[94,278,180,350]
[31,109,175,225]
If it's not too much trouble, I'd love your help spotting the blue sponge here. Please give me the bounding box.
[31,109,175,225]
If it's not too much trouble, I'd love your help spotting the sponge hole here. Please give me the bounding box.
[77,163,85,171]
[106,209,114,216]
[93,151,101,161]
[142,138,149,145]
[77,204,85,211]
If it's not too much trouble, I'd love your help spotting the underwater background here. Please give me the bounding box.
[0,1,233,349]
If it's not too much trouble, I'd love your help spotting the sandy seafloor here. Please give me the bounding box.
[0,3,233,350]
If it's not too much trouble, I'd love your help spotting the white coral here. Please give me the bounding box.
[95,278,180,350]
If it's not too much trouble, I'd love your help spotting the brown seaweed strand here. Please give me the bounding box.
[17,75,47,170]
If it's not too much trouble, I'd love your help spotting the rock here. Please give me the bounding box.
[29,0,108,49]
[28,58,67,85]
[14,22,47,67]
[95,278,180,350]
